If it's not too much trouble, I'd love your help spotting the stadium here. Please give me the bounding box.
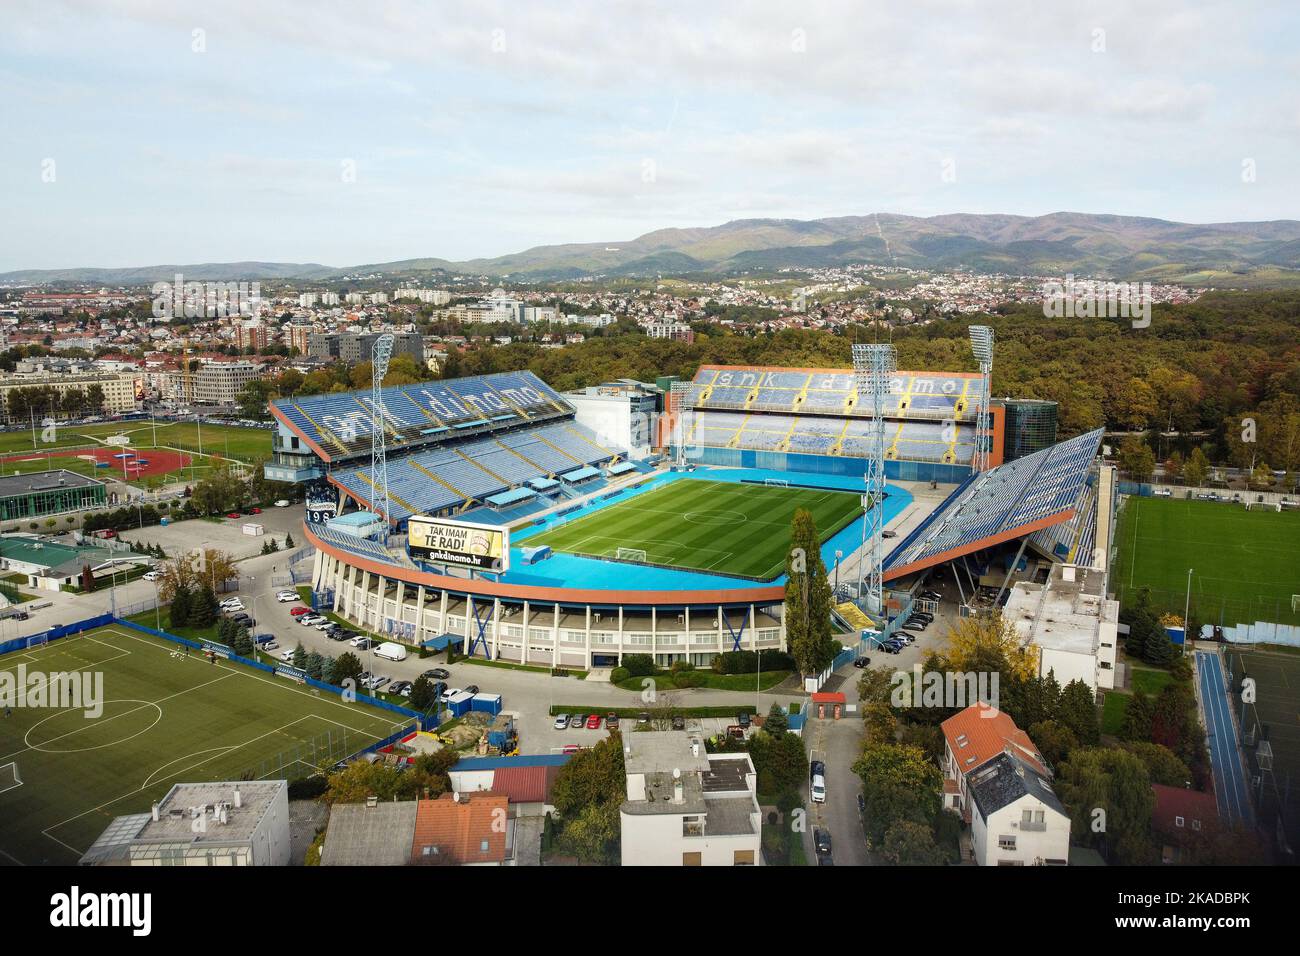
[267,352,1106,671]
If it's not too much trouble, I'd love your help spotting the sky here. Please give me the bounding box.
[2,0,1299,271]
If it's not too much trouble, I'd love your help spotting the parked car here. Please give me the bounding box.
[606,713,620,729]
[289,606,311,617]
[463,684,479,695]
[439,687,462,703]
[422,668,450,680]
[142,570,161,582]
[390,680,412,697]
[229,614,253,627]
[737,712,751,728]
[637,712,650,726]
[301,615,326,626]
[811,773,827,803]
[275,590,297,602]
[814,828,832,856]
[853,656,870,668]
[261,642,279,652]
[274,499,290,508]
[569,715,585,729]
[280,649,295,663]
[313,620,334,630]
[220,598,244,611]
[882,529,897,538]
[554,713,570,730]
[225,512,240,519]
[901,621,927,633]
[810,760,826,781]
[585,714,602,730]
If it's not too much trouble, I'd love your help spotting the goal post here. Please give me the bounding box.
[763,478,790,488]
[25,634,48,651]
[615,547,648,563]
[0,762,21,795]
[1292,595,1300,614]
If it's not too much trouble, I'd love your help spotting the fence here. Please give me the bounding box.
[1112,581,1300,631]
[233,721,416,781]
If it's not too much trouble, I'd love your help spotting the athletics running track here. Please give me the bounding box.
[1196,650,1254,829]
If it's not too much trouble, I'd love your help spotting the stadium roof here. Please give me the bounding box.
[270,370,572,464]
[883,428,1103,581]
[0,469,103,497]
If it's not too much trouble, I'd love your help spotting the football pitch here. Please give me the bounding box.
[0,627,407,865]
[1114,496,1300,627]
[1225,647,1300,852]
[527,478,862,580]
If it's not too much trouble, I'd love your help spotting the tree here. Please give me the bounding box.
[1121,742,1192,788]
[1116,434,1156,481]
[879,819,948,866]
[1056,746,1157,865]
[331,651,363,688]
[191,581,218,628]
[746,728,807,796]
[410,675,437,711]
[1056,679,1100,745]
[550,733,626,863]
[852,743,942,847]
[1027,719,1078,768]
[785,508,836,676]
[170,581,192,628]
[1183,446,1210,488]
[764,702,789,737]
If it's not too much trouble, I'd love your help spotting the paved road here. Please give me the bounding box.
[1196,649,1254,828]
[802,715,869,866]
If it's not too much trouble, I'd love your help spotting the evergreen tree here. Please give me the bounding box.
[765,702,789,737]
[192,581,219,628]
[784,508,836,676]
[170,581,192,629]
[292,643,307,669]
[284,532,294,548]
[1057,679,1100,745]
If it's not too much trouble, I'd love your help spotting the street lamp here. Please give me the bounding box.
[1184,568,1194,652]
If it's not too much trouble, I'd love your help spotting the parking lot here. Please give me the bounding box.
[118,505,303,559]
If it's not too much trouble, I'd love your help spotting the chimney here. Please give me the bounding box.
[151,802,159,822]
[691,741,700,758]
[233,787,242,809]
[366,795,378,809]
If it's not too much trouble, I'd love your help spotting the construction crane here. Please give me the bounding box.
[369,333,395,539]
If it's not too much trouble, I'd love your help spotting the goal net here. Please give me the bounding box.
[25,634,48,651]
[763,478,790,487]
[0,762,21,795]
[1292,595,1300,613]
[615,547,648,563]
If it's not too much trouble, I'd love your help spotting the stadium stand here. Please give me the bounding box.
[272,372,627,527]
[882,428,1104,580]
[683,365,985,469]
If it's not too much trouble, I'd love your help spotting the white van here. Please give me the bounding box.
[811,774,826,803]
[373,641,408,662]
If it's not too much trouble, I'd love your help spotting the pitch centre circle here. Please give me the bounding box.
[682,509,747,525]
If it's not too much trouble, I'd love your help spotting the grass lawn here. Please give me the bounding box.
[1102,692,1130,736]
[0,420,271,462]
[1102,665,1177,735]
[1113,495,1300,626]
[527,478,861,580]
[0,626,408,865]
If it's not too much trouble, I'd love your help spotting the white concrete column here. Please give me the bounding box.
[375,575,388,631]
[491,597,501,661]
[414,586,426,645]
[522,601,531,665]
[463,596,473,654]
[584,605,591,667]
[750,603,757,650]
[552,603,560,668]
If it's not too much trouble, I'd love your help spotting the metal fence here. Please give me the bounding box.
[234,721,415,781]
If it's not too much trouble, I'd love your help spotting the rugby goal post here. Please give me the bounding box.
[615,547,648,563]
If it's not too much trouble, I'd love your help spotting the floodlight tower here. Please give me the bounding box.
[852,342,897,619]
[968,325,994,473]
[370,333,395,539]
[670,380,695,468]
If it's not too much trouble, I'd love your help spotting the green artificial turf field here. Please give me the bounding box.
[0,626,407,865]
[526,478,861,580]
[1113,495,1300,627]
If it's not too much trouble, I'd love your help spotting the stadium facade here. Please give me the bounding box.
[268,365,1101,669]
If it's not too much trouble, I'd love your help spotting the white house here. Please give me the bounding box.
[619,731,762,866]
[967,752,1071,866]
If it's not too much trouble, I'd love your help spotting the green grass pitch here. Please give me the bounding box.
[526,478,862,580]
[1113,496,1300,627]
[0,627,407,865]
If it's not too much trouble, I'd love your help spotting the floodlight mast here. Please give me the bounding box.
[969,325,994,473]
[370,333,395,540]
[670,381,694,468]
[852,342,897,621]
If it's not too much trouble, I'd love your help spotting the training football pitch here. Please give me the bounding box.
[0,627,407,865]
[1114,496,1300,627]
[527,478,862,580]
[1225,647,1300,852]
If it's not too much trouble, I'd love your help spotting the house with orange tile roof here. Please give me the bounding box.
[1151,784,1218,864]
[940,703,1049,820]
[411,792,510,866]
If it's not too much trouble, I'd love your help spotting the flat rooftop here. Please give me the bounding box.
[133,780,285,844]
[1005,564,1118,656]
[0,469,103,497]
[622,731,712,776]
[0,536,115,570]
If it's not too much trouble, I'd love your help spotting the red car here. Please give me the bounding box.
[226,512,240,519]
[289,606,311,617]
[585,714,602,730]
[250,507,262,514]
